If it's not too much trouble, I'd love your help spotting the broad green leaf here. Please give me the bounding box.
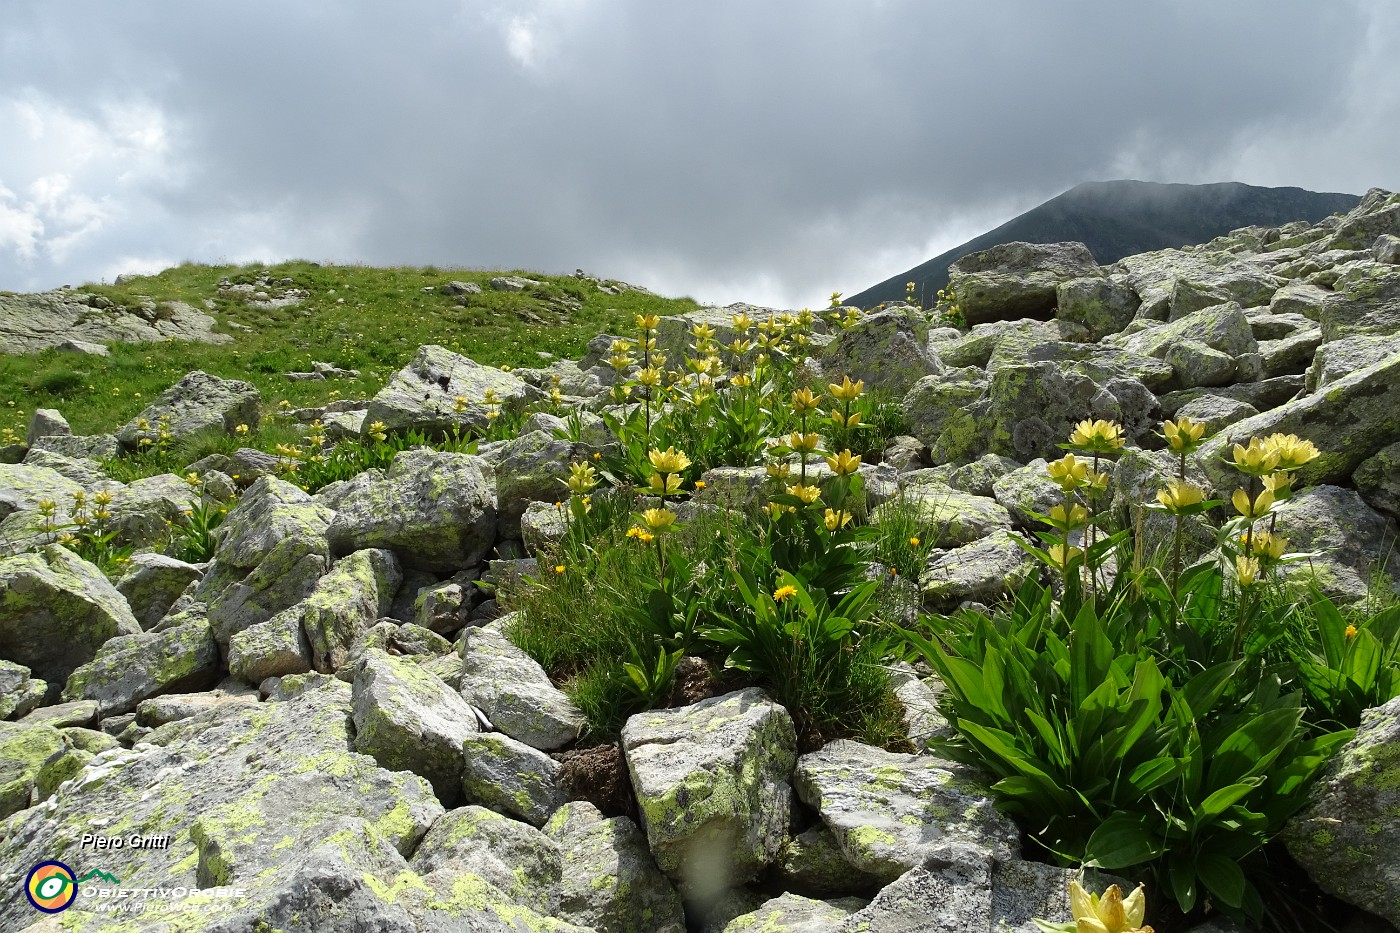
[1083,812,1168,868]
[1182,659,1243,718]
[1195,780,1261,821]
[1197,852,1247,909]
[1208,707,1303,788]
[1169,851,1198,913]
[1127,757,1181,796]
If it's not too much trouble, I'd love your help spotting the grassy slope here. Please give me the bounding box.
[0,261,702,437]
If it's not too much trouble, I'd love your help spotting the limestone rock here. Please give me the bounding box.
[115,370,260,449]
[327,448,496,572]
[622,688,797,897]
[0,545,141,702]
[460,731,568,827]
[459,626,584,750]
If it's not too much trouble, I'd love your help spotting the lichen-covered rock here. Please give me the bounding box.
[794,740,1018,882]
[347,621,455,669]
[365,343,538,437]
[0,682,443,933]
[0,660,45,721]
[35,746,94,802]
[0,720,65,817]
[1285,693,1400,927]
[0,462,83,523]
[115,370,260,449]
[61,618,221,716]
[834,848,996,933]
[774,824,883,897]
[990,459,1061,529]
[1306,333,1399,391]
[984,362,1119,462]
[300,548,401,672]
[411,804,562,916]
[1119,300,1258,370]
[622,688,797,898]
[1158,374,1305,419]
[116,552,206,629]
[1055,275,1140,340]
[19,447,104,486]
[1355,440,1400,522]
[353,649,480,804]
[0,545,141,702]
[890,665,952,750]
[919,529,1038,613]
[494,431,597,539]
[1317,261,1400,341]
[228,605,313,683]
[545,800,687,933]
[459,626,584,750]
[1171,394,1261,433]
[29,431,120,462]
[460,731,568,827]
[912,454,1021,499]
[199,476,334,643]
[327,448,496,572]
[1163,338,1237,388]
[874,481,1010,548]
[948,241,1102,324]
[901,368,990,463]
[521,499,570,557]
[134,685,259,728]
[1196,351,1400,491]
[722,892,864,933]
[60,726,117,755]
[1269,485,1400,602]
[1259,328,1323,378]
[821,308,941,396]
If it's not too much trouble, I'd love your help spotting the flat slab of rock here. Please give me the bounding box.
[459,626,584,750]
[722,892,865,933]
[794,739,1019,881]
[0,290,233,354]
[0,682,442,932]
[622,688,797,897]
[62,619,222,716]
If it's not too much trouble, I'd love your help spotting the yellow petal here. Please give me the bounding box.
[1122,884,1147,928]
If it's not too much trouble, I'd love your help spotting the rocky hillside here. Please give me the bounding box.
[2,188,1400,931]
[848,180,1360,308]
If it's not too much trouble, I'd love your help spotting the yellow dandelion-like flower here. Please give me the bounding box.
[1346,624,1358,639]
[694,480,706,490]
[909,536,920,547]
[772,584,797,602]
[235,423,250,435]
[554,565,566,574]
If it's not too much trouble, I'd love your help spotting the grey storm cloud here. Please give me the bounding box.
[1,0,1397,307]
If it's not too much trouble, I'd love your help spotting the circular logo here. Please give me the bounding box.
[25,861,77,913]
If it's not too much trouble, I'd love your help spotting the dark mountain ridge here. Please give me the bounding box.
[848,180,1361,308]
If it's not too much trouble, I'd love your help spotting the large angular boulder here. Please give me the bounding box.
[115,553,206,629]
[1118,301,1258,382]
[984,362,1117,462]
[1318,262,1400,341]
[1055,274,1141,340]
[460,731,569,827]
[228,607,313,683]
[875,481,1011,548]
[1355,440,1400,522]
[365,343,538,437]
[0,462,83,522]
[722,893,864,932]
[545,800,687,933]
[300,548,401,672]
[794,740,1018,882]
[1319,187,1400,252]
[61,619,221,716]
[1269,485,1400,601]
[352,650,480,805]
[901,368,991,464]
[199,476,335,643]
[919,529,1038,613]
[0,720,65,818]
[1286,693,1400,927]
[327,448,496,572]
[115,370,260,449]
[0,661,46,721]
[459,626,584,750]
[821,308,941,396]
[1306,334,1399,391]
[622,688,797,898]
[948,241,1102,325]
[1196,352,1400,491]
[0,682,442,933]
[411,805,562,917]
[0,545,141,701]
[493,431,593,539]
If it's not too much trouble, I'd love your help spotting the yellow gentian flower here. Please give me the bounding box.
[824,449,862,476]
[1156,479,1204,514]
[648,447,692,474]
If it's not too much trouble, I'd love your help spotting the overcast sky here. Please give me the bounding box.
[2,2,1397,309]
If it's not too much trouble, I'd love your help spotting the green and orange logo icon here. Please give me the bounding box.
[25,861,77,913]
